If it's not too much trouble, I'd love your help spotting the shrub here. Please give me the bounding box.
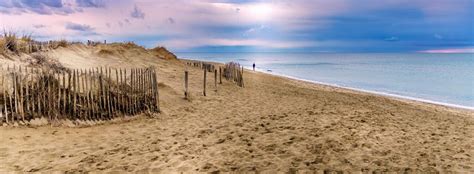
[3,31,18,52]
[57,39,68,48]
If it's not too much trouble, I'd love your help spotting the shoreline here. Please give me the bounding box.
[253,67,474,111]
[181,58,474,112]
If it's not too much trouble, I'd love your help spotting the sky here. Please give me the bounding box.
[0,0,473,53]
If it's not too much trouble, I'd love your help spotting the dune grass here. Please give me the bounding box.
[0,31,74,55]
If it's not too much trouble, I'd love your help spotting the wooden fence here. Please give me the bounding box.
[0,66,160,124]
[184,60,244,88]
[185,60,216,72]
[223,62,244,87]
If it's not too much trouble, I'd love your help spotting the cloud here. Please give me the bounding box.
[162,38,317,49]
[167,17,175,24]
[418,48,474,53]
[384,36,399,42]
[0,0,103,15]
[243,25,265,36]
[33,24,47,28]
[23,0,64,8]
[75,0,105,8]
[434,34,443,39]
[0,0,70,15]
[65,22,94,31]
[1,0,472,52]
[130,5,144,19]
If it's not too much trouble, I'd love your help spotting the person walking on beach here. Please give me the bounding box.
[253,63,255,71]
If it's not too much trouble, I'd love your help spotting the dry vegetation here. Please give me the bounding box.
[27,53,68,72]
[0,31,72,55]
[149,46,177,60]
[1,31,176,63]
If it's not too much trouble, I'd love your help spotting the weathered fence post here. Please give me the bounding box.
[219,67,222,84]
[8,66,14,122]
[147,68,152,110]
[119,68,124,113]
[99,67,105,119]
[19,66,25,122]
[72,69,77,119]
[107,67,113,118]
[66,70,71,118]
[105,68,110,117]
[89,68,96,120]
[46,69,52,121]
[139,68,144,113]
[124,68,129,115]
[25,67,30,114]
[214,69,217,91]
[203,69,206,96]
[184,70,188,99]
[84,69,90,120]
[2,69,8,123]
[131,68,136,115]
[115,68,119,114]
[92,68,98,120]
[55,72,60,120]
[153,68,160,112]
[79,69,84,119]
[29,68,35,117]
[241,66,244,88]
[12,66,18,121]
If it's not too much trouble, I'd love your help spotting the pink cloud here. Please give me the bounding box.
[418,48,474,53]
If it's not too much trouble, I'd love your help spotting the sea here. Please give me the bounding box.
[176,52,474,110]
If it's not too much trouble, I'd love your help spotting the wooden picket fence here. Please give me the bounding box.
[223,62,244,87]
[185,60,216,72]
[0,65,160,124]
[184,60,244,88]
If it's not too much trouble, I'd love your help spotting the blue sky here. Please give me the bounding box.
[1,0,473,53]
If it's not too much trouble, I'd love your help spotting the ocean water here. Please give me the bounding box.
[176,52,474,109]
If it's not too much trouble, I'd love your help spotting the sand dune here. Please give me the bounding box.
[0,45,473,173]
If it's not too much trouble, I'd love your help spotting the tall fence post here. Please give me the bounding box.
[73,69,78,119]
[99,67,105,119]
[8,66,14,122]
[241,66,244,88]
[219,67,222,84]
[125,69,129,115]
[131,68,135,115]
[214,69,217,91]
[153,68,160,112]
[2,69,8,124]
[203,69,206,96]
[184,70,189,99]
[12,66,18,121]
[119,68,124,114]
[65,70,70,118]
[19,66,25,122]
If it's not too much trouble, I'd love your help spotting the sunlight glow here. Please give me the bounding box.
[247,3,274,21]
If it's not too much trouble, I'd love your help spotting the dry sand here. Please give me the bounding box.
[0,45,473,173]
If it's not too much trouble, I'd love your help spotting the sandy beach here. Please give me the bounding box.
[0,44,473,173]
